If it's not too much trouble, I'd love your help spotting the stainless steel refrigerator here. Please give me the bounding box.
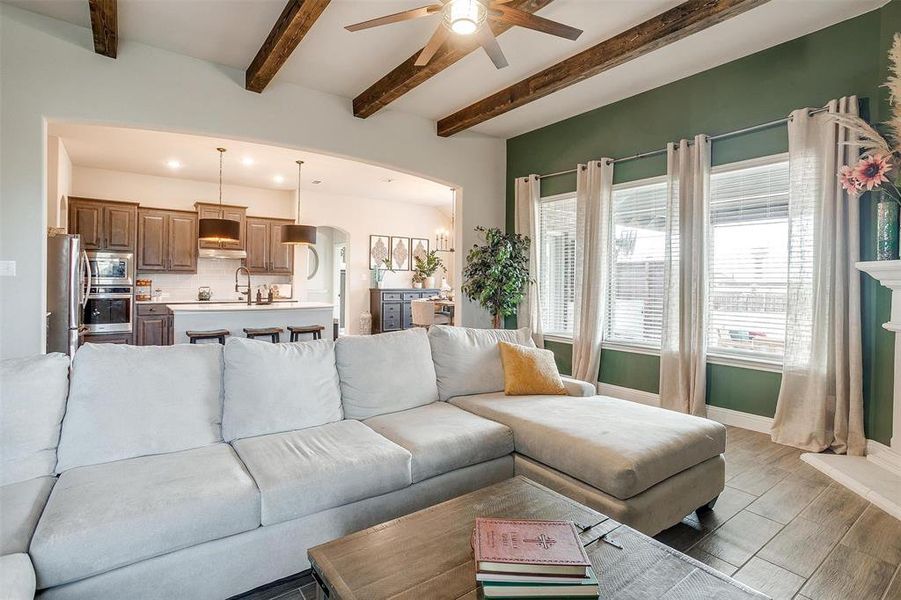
[47,233,88,356]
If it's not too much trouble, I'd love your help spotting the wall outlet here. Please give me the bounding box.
[0,261,16,277]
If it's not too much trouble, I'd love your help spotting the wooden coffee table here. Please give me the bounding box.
[308,476,766,599]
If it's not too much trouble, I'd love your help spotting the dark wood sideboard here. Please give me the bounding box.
[370,288,440,333]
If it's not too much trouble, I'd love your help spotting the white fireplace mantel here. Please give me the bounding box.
[801,260,901,520]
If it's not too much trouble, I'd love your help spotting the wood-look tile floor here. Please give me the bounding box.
[234,426,901,600]
[656,426,901,600]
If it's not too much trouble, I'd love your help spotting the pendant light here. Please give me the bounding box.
[198,147,241,242]
[282,160,317,245]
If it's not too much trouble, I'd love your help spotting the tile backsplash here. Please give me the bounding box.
[138,259,292,302]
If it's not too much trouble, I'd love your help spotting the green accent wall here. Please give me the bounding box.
[507,3,898,444]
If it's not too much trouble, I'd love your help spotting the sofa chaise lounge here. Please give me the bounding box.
[0,325,725,599]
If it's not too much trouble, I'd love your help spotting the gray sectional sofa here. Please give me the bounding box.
[0,325,726,600]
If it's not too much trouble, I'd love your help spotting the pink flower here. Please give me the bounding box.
[852,153,892,191]
[839,165,862,197]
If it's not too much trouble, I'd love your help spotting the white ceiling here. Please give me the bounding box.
[49,122,454,206]
[11,0,888,138]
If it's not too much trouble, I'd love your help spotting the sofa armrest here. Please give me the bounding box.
[561,377,596,397]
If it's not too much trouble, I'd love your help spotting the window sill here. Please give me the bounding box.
[706,352,783,373]
[542,333,573,344]
[542,338,783,373]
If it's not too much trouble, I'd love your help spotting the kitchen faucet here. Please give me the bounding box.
[235,266,252,305]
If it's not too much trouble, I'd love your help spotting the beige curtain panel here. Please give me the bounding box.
[659,135,711,417]
[771,98,865,455]
[515,175,543,347]
[572,160,614,385]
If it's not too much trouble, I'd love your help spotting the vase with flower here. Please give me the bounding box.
[833,33,901,260]
[840,154,900,260]
[373,257,394,289]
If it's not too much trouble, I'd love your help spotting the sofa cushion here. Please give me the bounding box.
[56,343,224,471]
[232,420,411,526]
[449,393,726,500]
[335,328,438,419]
[30,444,259,589]
[364,402,514,482]
[222,337,342,441]
[0,554,35,600]
[428,325,535,401]
[0,353,69,486]
[0,476,55,555]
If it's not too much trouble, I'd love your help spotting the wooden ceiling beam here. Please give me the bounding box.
[88,0,117,58]
[352,0,555,119]
[246,0,331,93]
[437,0,770,137]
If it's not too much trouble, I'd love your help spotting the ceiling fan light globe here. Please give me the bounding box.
[452,19,478,35]
[443,0,486,36]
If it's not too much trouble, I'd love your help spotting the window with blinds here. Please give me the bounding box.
[537,194,577,335]
[707,156,790,362]
[605,179,669,347]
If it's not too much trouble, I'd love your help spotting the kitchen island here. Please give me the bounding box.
[167,301,334,344]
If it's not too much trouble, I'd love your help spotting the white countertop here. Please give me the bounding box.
[168,301,333,313]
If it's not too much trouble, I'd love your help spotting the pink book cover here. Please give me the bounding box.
[472,519,590,567]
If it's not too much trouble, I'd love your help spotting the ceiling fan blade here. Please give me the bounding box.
[345,5,442,32]
[415,26,450,67]
[490,6,582,40]
[475,26,508,69]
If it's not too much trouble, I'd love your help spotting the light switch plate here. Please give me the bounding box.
[0,260,16,277]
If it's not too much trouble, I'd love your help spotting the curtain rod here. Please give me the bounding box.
[535,106,830,180]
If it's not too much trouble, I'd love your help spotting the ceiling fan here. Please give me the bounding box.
[345,0,582,70]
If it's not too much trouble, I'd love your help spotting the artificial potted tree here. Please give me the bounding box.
[413,250,445,289]
[461,226,531,329]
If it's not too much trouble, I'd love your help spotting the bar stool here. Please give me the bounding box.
[288,325,325,342]
[186,329,229,345]
[243,327,283,343]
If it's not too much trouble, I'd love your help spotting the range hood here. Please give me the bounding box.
[198,248,247,260]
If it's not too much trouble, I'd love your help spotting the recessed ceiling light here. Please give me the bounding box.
[166,159,181,169]
[273,175,285,184]
[312,180,322,185]
[242,156,254,166]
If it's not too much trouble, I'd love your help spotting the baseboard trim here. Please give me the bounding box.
[705,406,774,434]
[867,439,901,476]
[596,383,660,407]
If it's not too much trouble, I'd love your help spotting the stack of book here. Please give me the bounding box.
[471,518,599,598]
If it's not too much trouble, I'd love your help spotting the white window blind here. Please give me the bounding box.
[537,194,576,335]
[605,179,668,347]
[707,156,790,361]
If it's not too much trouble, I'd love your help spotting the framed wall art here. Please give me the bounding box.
[369,235,390,269]
[410,237,429,266]
[389,236,411,271]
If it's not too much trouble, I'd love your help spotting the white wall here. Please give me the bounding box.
[300,190,453,334]
[0,5,505,358]
[70,166,296,217]
[46,136,72,229]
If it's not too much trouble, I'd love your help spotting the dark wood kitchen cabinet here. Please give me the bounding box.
[68,197,138,252]
[245,217,294,275]
[135,304,173,346]
[137,208,197,273]
[195,202,246,251]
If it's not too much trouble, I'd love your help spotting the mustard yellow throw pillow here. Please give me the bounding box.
[498,341,568,396]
